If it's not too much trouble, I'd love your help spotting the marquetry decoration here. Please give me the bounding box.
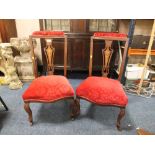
[89,33,129,82]
[102,40,113,77]
[29,32,67,78]
[44,39,55,75]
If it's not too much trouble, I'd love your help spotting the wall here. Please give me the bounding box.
[119,19,153,36]
[119,19,155,64]
[118,19,130,34]
[15,19,42,64]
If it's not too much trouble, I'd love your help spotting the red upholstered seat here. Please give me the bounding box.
[94,32,127,38]
[76,76,128,107]
[23,75,74,102]
[32,31,64,36]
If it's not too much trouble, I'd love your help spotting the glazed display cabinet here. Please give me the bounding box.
[39,19,119,73]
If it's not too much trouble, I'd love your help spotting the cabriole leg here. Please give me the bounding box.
[116,107,125,131]
[70,97,80,120]
[24,102,33,126]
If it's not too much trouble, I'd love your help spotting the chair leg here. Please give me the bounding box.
[116,107,125,131]
[70,97,80,120]
[24,102,33,126]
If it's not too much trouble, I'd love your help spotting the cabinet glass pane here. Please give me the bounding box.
[44,19,70,31]
[46,19,52,30]
[89,19,117,32]
[89,19,99,31]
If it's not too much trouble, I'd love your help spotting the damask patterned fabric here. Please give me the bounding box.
[32,31,64,36]
[94,32,127,38]
[23,75,74,102]
[76,76,128,107]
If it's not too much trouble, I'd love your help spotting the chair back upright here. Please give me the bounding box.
[29,31,67,78]
[89,32,129,82]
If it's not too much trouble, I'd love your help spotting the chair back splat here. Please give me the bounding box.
[102,40,113,77]
[44,39,55,75]
[89,32,129,82]
[29,31,68,78]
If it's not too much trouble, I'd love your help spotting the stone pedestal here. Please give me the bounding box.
[10,38,36,81]
[0,43,23,89]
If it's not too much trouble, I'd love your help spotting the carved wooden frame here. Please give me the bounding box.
[78,35,129,131]
[89,35,129,79]
[24,34,80,125]
[29,34,68,78]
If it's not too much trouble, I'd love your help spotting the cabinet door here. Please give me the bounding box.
[89,19,118,32]
[71,39,86,69]
[71,20,87,33]
[53,39,71,69]
[42,19,71,32]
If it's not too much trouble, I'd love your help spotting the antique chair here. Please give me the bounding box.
[22,31,79,125]
[75,32,129,130]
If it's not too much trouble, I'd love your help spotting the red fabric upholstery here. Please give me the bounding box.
[23,75,74,102]
[32,31,64,36]
[94,32,127,38]
[76,76,128,107]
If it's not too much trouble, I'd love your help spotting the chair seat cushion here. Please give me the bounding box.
[76,76,128,107]
[22,75,74,102]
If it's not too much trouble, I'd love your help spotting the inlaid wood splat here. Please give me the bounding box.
[44,39,55,75]
[102,40,113,77]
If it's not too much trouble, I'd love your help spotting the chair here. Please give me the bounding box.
[22,31,79,125]
[75,32,129,130]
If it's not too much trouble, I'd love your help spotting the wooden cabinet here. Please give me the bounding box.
[0,19,17,42]
[70,19,87,33]
[39,19,118,72]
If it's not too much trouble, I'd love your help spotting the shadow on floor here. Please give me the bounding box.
[35,100,71,124]
[80,103,136,131]
[0,112,9,132]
